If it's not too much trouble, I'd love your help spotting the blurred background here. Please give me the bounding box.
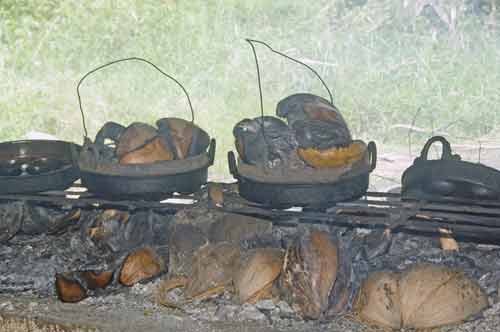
[0,0,499,188]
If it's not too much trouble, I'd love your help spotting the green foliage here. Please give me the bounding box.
[0,0,499,176]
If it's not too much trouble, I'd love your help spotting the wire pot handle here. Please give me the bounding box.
[77,57,195,138]
[245,38,334,121]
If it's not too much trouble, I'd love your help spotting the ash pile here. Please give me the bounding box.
[1,189,499,331]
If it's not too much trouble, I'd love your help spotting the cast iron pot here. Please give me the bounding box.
[228,141,377,209]
[0,139,80,194]
[401,136,500,201]
[76,57,215,199]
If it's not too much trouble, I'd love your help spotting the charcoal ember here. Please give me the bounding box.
[168,223,207,277]
[184,242,240,300]
[83,210,168,253]
[156,117,210,159]
[208,213,273,246]
[21,205,81,235]
[0,201,23,243]
[119,247,167,286]
[280,230,338,319]
[234,248,283,304]
[173,206,222,235]
[360,228,393,260]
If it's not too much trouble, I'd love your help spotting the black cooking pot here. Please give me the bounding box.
[76,57,215,199]
[227,39,377,209]
[0,139,80,194]
[228,142,376,209]
[402,136,500,201]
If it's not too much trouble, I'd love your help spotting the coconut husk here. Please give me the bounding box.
[234,248,283,304]
[119,247,166,286]
[168,223,208,277]
[400,264,488,329]
[55,273,88,303]
[354,263,489,329]
[184,242,240,300]
[297,140,366,169]
[119,137,174,164]
[280,230,338,319]
[115,122,158,157]
[353,271,401,329]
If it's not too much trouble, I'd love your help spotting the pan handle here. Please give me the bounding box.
[227,151,239,178]
[207,139,216,166]
[76,57,195,139]
[367,141,377,172]
[419,136,456,161]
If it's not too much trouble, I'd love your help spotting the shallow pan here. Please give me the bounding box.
[0,140,80,194]
[79,139,215,199]
[228,141,376,209]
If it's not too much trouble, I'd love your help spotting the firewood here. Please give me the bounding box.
[119,247,166,286]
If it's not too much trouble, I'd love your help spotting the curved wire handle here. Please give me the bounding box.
[245,38,334,121]
[77,57,195,138]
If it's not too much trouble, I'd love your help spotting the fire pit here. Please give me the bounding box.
[0,182,499,332]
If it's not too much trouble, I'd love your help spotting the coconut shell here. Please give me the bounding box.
[55,273,87,303]
[354,271,401,329]
[400,264,488,329]
[297,140,366,168]
[119,247,166,286]
[119,136,174,164]
[115,122,158,157]
[184,243,240,300]
[355,264,488,329]
[79,271,114,290]
[158,118,194,160]
[281,230,338,319]
[234,248,283,304]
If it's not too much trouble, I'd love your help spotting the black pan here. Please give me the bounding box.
[0,140,80,194]
[402,136,500,201]
[228,141,377,209]
[79,139,215,199]
[76,57,215,199]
